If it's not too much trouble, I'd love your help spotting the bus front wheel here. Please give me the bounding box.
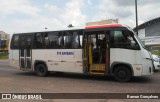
[113,66,131,82]
[35,64,48,77]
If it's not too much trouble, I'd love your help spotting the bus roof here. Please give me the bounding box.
[85,23,123,29]
[13,24,124,34]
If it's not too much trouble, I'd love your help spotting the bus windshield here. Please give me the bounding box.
[134,34,146,49]
[126,26,146,49]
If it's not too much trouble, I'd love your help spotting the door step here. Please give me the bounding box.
[90,70,105,75]
[90,72,105,75]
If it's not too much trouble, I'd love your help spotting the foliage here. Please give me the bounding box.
[0,52,8,59]
[151,50,160,56]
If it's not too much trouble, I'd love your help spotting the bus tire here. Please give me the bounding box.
[35,64,48,77]
[113,66,131,82]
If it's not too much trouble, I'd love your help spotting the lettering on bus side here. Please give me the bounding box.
[57,52,74,55]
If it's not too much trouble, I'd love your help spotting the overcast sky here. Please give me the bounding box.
[0,0,160,34]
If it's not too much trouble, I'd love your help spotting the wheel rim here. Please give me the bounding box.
[117,70,127,79]
[39,67,45,73]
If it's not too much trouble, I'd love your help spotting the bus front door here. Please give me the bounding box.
[83,31,110,75]
[19,34,33,70]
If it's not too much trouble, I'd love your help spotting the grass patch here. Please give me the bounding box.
[0,52,8,59]
[151,50,160,56]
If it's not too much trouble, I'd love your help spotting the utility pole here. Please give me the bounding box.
[135,0,139,36]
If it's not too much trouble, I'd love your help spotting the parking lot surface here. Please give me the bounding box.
[0,60,160,102]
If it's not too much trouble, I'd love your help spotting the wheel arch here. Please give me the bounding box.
[110,62,134,76]
[34,60,48,71]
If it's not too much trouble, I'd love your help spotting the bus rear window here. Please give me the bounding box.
[11,34,19,49]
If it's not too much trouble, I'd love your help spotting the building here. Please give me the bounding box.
[0,31,9,40]
[134,17,160,51]
[0,31,10,51]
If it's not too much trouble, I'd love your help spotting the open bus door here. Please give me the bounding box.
[83,30,110,75]
[19,34,33,70]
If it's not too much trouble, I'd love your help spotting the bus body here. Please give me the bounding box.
[9,24,153,82]
[5,39,9,52]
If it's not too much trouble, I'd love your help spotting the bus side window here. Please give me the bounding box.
[79,35,83,48]
[78,30,83,48]
[34,33,43,49]
[11,35,19,49]
[63,31,72,49]
[43,32,63,49]
[63,31,80,49]
[114,31,126,48]
[110,30,140,50]
[44,33,49,48]
[72,32,80,48]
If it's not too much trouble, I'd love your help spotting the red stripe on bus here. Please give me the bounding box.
[85,24,122,29]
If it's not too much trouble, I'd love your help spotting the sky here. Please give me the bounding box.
[0,0,160,34]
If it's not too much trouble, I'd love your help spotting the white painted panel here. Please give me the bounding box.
[75,63,83,73]
[9,50,19,69]
[110,48,141,65]
[132,64,142,76]
[12,50,19,60]
[53,62,76,72]
[32,49,83,73]
[110,48,142,76]
[75,49,83,73]
[110,48,153,76]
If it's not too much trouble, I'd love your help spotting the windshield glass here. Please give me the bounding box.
[126,26,146,49]
[134,34,146,48]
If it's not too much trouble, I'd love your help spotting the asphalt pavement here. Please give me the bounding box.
[0,60,160,102]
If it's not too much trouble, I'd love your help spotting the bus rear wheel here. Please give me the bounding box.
[35,64,48,77]
[113,66,131,82]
